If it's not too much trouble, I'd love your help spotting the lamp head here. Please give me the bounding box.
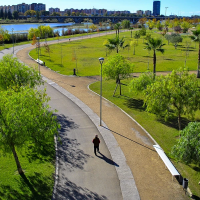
[99,57,104,64]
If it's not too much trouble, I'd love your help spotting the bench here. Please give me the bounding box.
[153,145,180,181]
[35,59,44,65]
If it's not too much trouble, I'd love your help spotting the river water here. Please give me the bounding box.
[1,22,93,34]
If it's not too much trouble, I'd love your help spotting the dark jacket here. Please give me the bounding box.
[93,137,100,146]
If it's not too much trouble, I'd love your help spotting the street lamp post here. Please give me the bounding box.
[12,28,14,54]
[99,57,104,126]
[36,37,40,74]
[165,7,168,20]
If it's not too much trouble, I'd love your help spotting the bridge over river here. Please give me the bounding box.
[24,15,185,24]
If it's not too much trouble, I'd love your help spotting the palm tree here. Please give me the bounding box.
[144,38,165,78]
[134,31,140,45]
[191,30,200,78]
[114,23,121,36]
[104,36,129,53]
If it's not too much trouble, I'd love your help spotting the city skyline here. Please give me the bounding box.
[2,0,200,16]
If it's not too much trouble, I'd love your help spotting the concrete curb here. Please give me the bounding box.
[42,76,141,200]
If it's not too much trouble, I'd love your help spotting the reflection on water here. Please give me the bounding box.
[1,23,75,33]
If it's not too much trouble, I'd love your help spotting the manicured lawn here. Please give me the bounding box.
[29,29,199,76]
[0,139,55,200]
[90,78,200,197]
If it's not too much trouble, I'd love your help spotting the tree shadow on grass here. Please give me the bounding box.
[55,177,108,200]
[124,97,146,111]
[0,172,53,200]
[156,115,195,130]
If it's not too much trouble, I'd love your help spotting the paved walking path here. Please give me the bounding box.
[1,31,190,199]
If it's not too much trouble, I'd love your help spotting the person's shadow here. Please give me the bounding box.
[96,152,119,167]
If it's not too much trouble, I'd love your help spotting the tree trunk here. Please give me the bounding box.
[116,30,117,37]
[133,46,135,55]
[117,47,118,53]
[197,42,200,78]
[11,144,23,174]
[131,31,132,38]
[153,50,156,78]
[118,29,119,36]
[178,114,181,133]
[119,79,121,95]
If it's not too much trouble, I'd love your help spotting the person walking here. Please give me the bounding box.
[92,135,100,156]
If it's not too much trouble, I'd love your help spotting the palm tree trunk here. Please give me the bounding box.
[197,42,200,78]
[153,50,156,77]
[11,144,23,174]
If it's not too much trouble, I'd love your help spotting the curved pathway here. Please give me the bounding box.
[1,31,189,199]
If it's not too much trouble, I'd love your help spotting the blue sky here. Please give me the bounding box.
[4,0,200,16]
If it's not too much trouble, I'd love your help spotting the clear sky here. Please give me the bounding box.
[3,0,200,17]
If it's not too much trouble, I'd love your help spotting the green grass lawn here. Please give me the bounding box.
[0,140,55,200]
[90,79,200,197]
[29,29,199,76]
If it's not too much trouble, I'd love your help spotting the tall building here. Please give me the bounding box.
[153,1,160,16]
[30,3,45,11]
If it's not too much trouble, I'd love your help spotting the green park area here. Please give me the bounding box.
[1,19,200,199]
[29,25,200,197]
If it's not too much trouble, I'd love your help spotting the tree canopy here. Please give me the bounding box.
[0,54,42,91]
[0,87,59,174]
[144,38,165,77]
[144,69,200,130]
[171,122,200,165]
[104,36,129,54]
[103,54,133,96]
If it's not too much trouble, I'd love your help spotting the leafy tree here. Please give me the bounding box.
[104,36,129,54]
[144,69,200,131]
[0,54,42,90]
[13,11,19,20]
[171,122,200,165]
[4,10,7,19]
[0,26,10,46]
[134,31,140,44]
[0,87,59,174]
[89,24,97,32]
[169,33,183,49]
[28,25,54,40]
[103,54,133,96]
[156,20,163,31]
[144,38,165,77]
[130,40,138,55]
[40,10,49,16]
[181,21,191,33]
[36,11,40,20]
[129,71,154,93]
[138,18,147,27]
[0,8,3,19]
[165,33,171,45]
[24,10,36,16]
[121,19,130,29]
[139,28,146,43]
[174,25,182,33]
[7,10,12,19]
[191,29,200,78]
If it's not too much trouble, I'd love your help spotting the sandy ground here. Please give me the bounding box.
[16,41,190,200]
